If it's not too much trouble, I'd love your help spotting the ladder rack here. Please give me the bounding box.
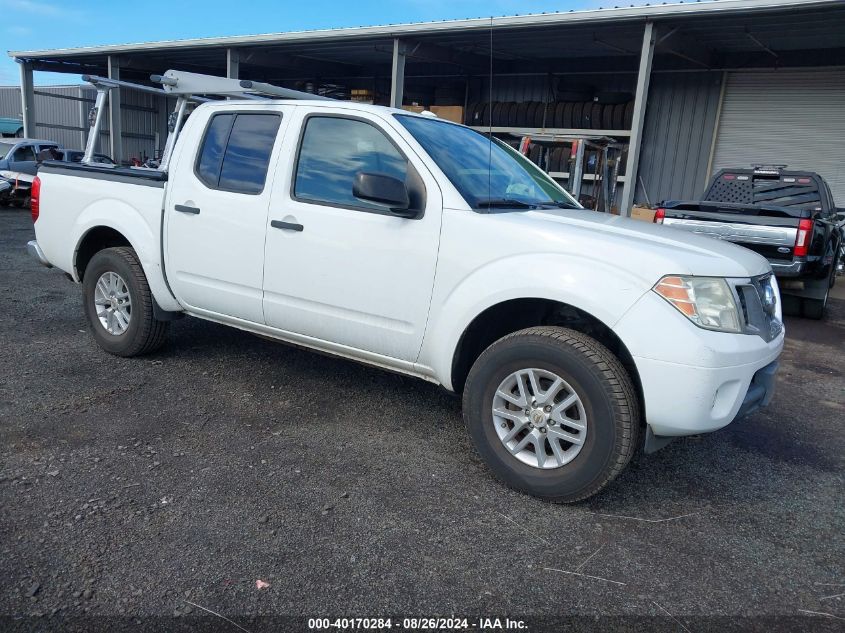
[81,69,333,169]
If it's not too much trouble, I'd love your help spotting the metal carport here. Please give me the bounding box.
[8,0,845,212]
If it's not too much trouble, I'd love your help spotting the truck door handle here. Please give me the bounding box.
[174,204,200,215]
[271,220,304,232]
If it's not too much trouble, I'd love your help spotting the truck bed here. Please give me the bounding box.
[39,160,167,184]
[35,160,168,288]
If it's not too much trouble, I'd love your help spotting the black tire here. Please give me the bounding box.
[602,103,614,130]
[624,101,634,129]
[508,103,519,127]
[535,102,548,128]
[82,247,169,357]
[563,102,575,129]
[572,103,584,130]
[480,103,491,127]
[554,102,566,129]
[592,102,604,129]
[613,103,626,130]
[516,102,530,127]
[462,326,640,502]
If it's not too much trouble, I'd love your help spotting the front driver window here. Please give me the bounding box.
[12,145,36,162]
[293,116,408,212]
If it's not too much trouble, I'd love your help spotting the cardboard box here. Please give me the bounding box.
[400,105,465,124]
[630,206,656,223]
[430,105,464,124]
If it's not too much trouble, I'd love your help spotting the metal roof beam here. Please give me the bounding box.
[384,39,490,73]
[745,28,779,59]
[238,48,363,77]
[655,27,714,68]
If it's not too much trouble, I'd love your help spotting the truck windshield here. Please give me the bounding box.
[395,114,579,211]
[0,141,14,160]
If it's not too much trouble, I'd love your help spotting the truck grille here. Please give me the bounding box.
[733,274,783,343]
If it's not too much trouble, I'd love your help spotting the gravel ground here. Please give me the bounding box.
[1,207,843,632]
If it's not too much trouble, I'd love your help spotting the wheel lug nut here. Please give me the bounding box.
[524,409,530,415]
[540,428,547,434]
[544,405,552,413]
[500,422,507,429]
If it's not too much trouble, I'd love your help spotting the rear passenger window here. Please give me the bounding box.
[195,113,281,194]
[294,116,408,211]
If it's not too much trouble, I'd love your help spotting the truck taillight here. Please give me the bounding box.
[794,218,813,257]
[653,208,665,224]
[30,176,41,223]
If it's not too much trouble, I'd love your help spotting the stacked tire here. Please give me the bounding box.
[465,100,634,131]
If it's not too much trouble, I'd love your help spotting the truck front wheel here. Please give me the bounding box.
[462,327,640,502]
[82,247,168,357]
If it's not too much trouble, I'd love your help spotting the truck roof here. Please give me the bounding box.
[195,99,453,122]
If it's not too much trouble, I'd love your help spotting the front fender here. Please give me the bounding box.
[419,253,649,390]
[72,199,180,311]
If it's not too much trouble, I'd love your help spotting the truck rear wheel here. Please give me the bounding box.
[462,326,640,503]
[82,247,168,357]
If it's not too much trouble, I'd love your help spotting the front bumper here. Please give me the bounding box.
[27,240,52,268]
[633,350,781,437]
[615,291,784,438]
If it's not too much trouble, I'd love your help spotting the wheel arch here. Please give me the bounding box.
[447,298,644,425]
[71,215,181,313]
[74,225,131,281]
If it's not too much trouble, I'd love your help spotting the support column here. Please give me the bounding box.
[619,21,655,217]
[226,48,240,79]
[157,94,170,160]
[107,55,123,164]
[390,39,406,109]
[18,61,35,138]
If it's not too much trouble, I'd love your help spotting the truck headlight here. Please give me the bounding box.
[653,276,742,333]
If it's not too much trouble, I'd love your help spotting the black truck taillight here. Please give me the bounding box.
[653,208,665,224]
[794,218,813,257]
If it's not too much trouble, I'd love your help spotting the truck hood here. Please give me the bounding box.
[500,207,772,282]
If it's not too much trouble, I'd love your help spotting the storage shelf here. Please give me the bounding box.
[549,172,628,183]
[469,126,631,138]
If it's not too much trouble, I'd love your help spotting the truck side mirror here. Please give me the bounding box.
[352,172,417,218]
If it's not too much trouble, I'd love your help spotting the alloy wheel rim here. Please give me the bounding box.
[93,271,132,335]
[492,368,587,469]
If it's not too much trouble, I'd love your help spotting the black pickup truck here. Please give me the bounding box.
[656,166,843,319]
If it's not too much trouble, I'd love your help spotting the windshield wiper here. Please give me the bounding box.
[475,198,539,209]
[543,201,579,209]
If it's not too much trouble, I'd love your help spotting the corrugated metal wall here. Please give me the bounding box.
[0,86,24,121]
[0,85,166,162]
[473,73,636,104]
[636,71,723,205]
[712,69,845,204]
[0,85,85,148]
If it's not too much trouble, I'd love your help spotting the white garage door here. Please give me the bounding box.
[712,69,845,205]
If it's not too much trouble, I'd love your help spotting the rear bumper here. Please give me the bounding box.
[770,259,805,276]
[26,240,52,268]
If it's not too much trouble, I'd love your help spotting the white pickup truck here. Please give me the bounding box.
[27,74,784,501]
